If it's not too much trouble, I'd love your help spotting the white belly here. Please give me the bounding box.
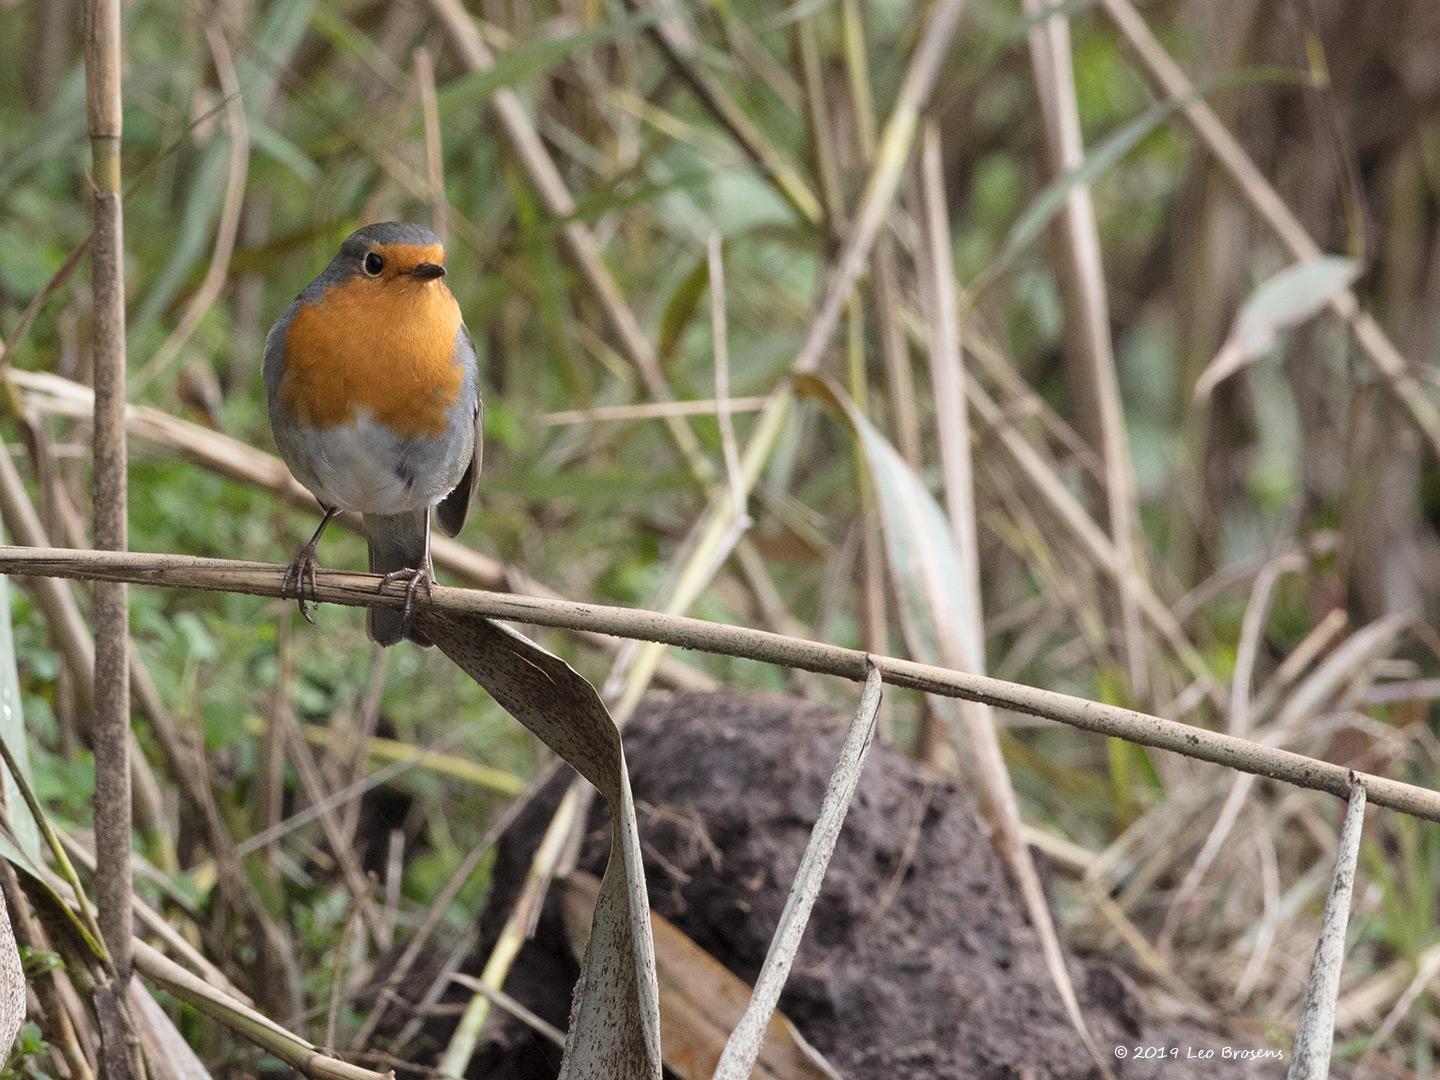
[275,409,467,516]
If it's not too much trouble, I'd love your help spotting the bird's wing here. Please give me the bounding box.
[436,324,482,538]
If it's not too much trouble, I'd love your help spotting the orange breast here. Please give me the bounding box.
[279,276,464,438]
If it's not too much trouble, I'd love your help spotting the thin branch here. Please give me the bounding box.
[4,546,1439,823]
[83,0,133,992]
[132,940,393,1080]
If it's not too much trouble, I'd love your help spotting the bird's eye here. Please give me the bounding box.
[363,252,385,276]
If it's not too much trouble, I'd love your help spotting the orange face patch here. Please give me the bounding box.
[279,272,464,438]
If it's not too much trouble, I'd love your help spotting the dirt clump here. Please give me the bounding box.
[446,690,1283,1079]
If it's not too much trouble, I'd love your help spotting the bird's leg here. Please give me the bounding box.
[281,506,339,623]
[380,513,434,636]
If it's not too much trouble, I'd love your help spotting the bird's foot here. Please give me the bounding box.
[380,560,435,637]
[280,544,323,624]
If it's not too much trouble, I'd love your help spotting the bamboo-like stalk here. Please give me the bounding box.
[82,0,133,988]
[1023,0,1147,701]
[5,546,1439,824]
[917,123,1112,1077]
[132,940,392,1080]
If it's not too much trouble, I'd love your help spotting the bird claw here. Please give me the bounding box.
[281,545,322,624]
[381,562,434,636]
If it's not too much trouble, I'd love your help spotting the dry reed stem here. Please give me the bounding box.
[83,0,132,989]
[5,546,1439,824]
[917,123,1112,1078]
[413,46,448,244]
[1023,0,1147,702]
[132,940,393,1080]
[540,397,770,425]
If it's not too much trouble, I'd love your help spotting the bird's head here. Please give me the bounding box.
[334,221,448,290]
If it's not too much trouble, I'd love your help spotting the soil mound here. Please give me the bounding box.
[448,690,1282,1079]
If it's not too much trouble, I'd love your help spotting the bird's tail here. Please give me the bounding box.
[363,510,432,647]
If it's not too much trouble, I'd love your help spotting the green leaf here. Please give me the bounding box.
[436,8,663,117]
[657,253,711,364]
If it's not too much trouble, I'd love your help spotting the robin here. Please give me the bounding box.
[264,222,482,646]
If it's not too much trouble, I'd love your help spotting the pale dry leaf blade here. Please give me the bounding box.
[1287,780,1367,1080]
[420,610,662,1080]
[0,541,39,863]
[1195,256,1361,401]
[563,873,839,1080]
[0,883,19,1061]
[713,663,883,1080]
[799,377,1116,1078]
[129,982,215,1080]
[795,374,980,669]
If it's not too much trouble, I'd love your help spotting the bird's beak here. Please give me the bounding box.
[411,262,446,280]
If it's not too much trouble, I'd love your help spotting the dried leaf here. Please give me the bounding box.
[420,611,662,1080]
[129,983,215,1080]
[563,874,840,1080]
[798,374,1116,1078]
[1195,257,1361,401]
[1287,780,1367,1079]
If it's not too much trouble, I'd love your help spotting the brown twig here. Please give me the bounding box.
[4,546,1439,823]
[83,0,133,992]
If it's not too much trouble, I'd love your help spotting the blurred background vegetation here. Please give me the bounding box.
[2,0,1440,1074]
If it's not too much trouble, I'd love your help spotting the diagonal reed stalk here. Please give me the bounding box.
[1100,0,1440,463]
[916,123,1112,1077]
